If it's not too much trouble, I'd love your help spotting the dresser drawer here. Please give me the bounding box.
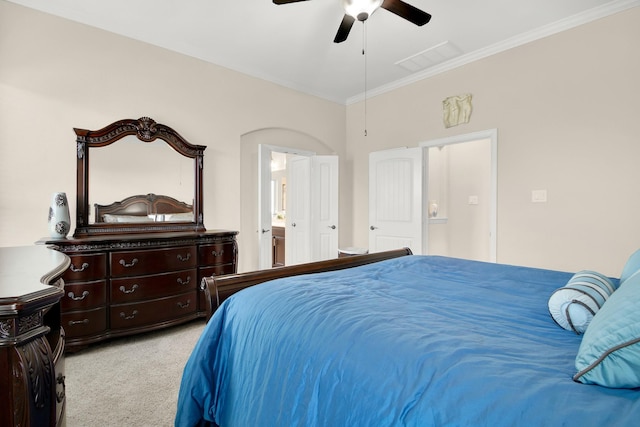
[199,242,236,266]
[61,280,107,311]
[62,307,107,338]
[110,291,197,330]
[199,263,236,279]
[110,269,197,303]
[110,246,197,277]
[63,253,107,282]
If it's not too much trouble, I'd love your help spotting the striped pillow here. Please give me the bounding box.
[548,270,617,334]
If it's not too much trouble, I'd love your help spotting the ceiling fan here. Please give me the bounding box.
[273,0,432,43]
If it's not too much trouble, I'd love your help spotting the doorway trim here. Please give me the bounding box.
[418,129,498,262]
[258,144,316,269]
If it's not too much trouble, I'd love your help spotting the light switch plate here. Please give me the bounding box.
[531,190,547,203]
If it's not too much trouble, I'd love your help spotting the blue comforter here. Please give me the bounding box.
[176,256,640,426]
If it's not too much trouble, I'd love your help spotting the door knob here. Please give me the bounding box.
[370,226,378,230]
[328,225,336,229]
[261,228,271,233]
[291,223,297,227]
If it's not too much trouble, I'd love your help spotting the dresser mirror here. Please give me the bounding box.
[73,117,206,237]
[89,138,194,222]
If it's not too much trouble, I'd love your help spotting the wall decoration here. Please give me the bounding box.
[443,94,472,128]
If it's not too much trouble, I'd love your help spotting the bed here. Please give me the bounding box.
[94,193,194,223]
[176,249,640,426]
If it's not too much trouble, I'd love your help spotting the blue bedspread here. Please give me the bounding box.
[176,256,640,426]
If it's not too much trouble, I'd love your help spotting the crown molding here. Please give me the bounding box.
[346,0,640,105]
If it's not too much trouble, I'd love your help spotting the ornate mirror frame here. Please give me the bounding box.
[73,117,206,237]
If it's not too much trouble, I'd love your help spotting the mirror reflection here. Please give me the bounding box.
[88,136,194,224]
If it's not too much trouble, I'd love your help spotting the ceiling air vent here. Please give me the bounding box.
[395,41,462,72]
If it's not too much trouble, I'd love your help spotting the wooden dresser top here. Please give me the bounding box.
[0,245,69,313]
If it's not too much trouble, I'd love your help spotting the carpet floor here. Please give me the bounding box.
[65,319,206,426]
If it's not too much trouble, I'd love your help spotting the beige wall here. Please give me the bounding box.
[0,2,346,254]
[346,7,640,276]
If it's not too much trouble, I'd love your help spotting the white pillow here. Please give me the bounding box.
[164,212,193,222]
[102,214,154,223]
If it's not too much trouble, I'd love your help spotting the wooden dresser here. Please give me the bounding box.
[0,246,70,427]
[44,116,239,351]
[43,230,237,352]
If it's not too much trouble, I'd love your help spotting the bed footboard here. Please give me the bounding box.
[201,247,413,319]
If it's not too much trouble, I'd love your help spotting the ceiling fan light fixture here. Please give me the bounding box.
[342,0,383,21]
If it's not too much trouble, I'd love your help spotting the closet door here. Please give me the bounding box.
[257,144,274,270]
[286,155,312,265]
[311,155,339,261]
[369,147,427,254]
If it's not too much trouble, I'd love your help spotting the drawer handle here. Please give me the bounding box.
[68,319,89,326]
[56,374,66,403]
[177,253,191,262]
[119,284,139,294]
[177,276,191,285]
[120,310,138,320]
[70,262,89,272]
[177,300,191,309]
[119,258,139,268]
[68,290,89,301]
[211,249,224,257]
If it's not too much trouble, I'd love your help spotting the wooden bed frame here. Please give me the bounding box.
[202,247,413,319]
[94,193,193,222]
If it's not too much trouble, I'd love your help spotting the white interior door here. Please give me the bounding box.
[286,155,312,265]
[259,146,339,268]
[257,144,273,269]
[311,155,339,261]
[369,147,426,254]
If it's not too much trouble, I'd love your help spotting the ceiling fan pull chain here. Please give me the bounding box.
[363,21,368,137]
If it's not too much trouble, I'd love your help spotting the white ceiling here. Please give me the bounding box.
[7,0,638,104]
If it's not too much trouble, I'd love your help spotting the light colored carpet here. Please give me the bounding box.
[65,319,206,426]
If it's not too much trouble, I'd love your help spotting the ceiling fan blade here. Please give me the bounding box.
[273,0,310,4]
[381,0,431,26]
[334,14,355,43]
